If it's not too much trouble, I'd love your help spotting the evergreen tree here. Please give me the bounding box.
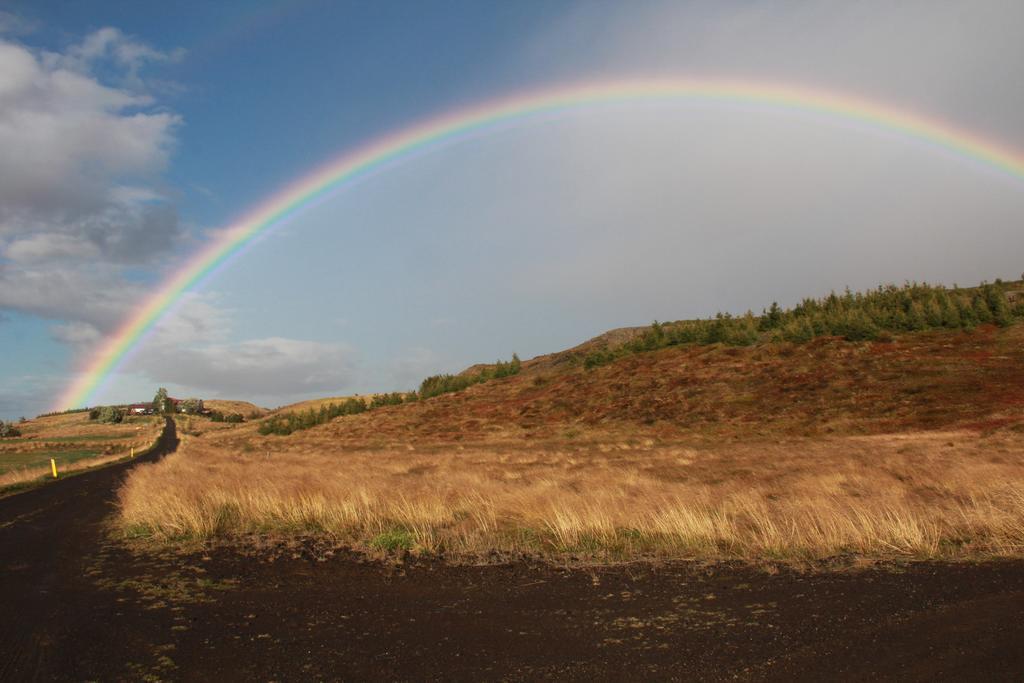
[938,294,961,328]
[906,303,926,331]
[760,302,783,331]
[985,285,1012,326]
[923,298,943,328]
[955,295,977,328]
[973,295,993,324]
[781,317,814,343]
[890,307,908,330]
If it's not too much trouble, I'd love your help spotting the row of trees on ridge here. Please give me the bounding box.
[585,280,1022,369]
[258,355,523,436]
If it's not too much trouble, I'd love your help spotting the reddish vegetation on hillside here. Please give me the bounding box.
[305,324,1024,445]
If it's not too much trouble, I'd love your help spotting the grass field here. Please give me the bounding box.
[0,448,103,471]
[1,413,162,490]
[117,323,1024,562]
[203,399,267,417]
[119,429,1024,560]
[1,434,142,443]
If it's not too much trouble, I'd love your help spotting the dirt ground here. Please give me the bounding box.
[2,419,1024,681]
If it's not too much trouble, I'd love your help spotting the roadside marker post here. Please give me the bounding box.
[50,458,58,479]
[131,447,135,458]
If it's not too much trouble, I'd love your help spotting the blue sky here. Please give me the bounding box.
[2,1,1024,418]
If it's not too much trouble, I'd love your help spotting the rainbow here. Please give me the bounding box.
[54,78,1024,410]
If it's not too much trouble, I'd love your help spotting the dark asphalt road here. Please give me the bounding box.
[0,417,178,680]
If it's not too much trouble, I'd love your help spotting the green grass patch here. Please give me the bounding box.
[0,448,104,474]
[369,528,414,552]
[1,433,134,443]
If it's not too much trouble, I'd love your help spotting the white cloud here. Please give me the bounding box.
[81,294,360,403]
[3,233,100,262]
[0,263,130,334]
[0,25,182,341]
[51,321,103,348]
[51,26,185,91]
[147,293,232,347]
[136,337,358,401]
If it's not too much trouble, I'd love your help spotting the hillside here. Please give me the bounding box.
[117,277,1024,561]
[203,400,266,417]
[229,323,1023,448]
[271,394,387,415]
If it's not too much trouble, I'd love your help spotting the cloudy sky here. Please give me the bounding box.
[1,0,1023,417]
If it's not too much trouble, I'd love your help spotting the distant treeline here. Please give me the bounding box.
[258,395,389,436]
[89,406,127,423]
[259,398,364,435]
[418,354,521,399]
[35,407,92,418]
[258,355,522,436]
[585,280,1024,369]
[209,411,245,423]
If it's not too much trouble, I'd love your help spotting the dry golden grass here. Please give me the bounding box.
[203,400,266,417]
[118,429,1024,561]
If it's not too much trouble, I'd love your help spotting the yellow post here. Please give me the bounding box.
[131,446,135,458]
[50,458,58,479]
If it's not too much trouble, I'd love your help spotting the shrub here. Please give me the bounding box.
[419,373,475,399]
[370,528,414,552]
[370,392,405,409]
[760,302,784,330]
[178,398,203,415]
[0,420,21,438]
[419,354,521,400]
[488,353,521,379]
[96,406,124,424]
[780,318,815,343]
[583,349,620,370]
[831,309,880,341]
[984,285,1012,327]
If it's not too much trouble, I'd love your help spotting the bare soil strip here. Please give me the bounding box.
[2,417,1023,680]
